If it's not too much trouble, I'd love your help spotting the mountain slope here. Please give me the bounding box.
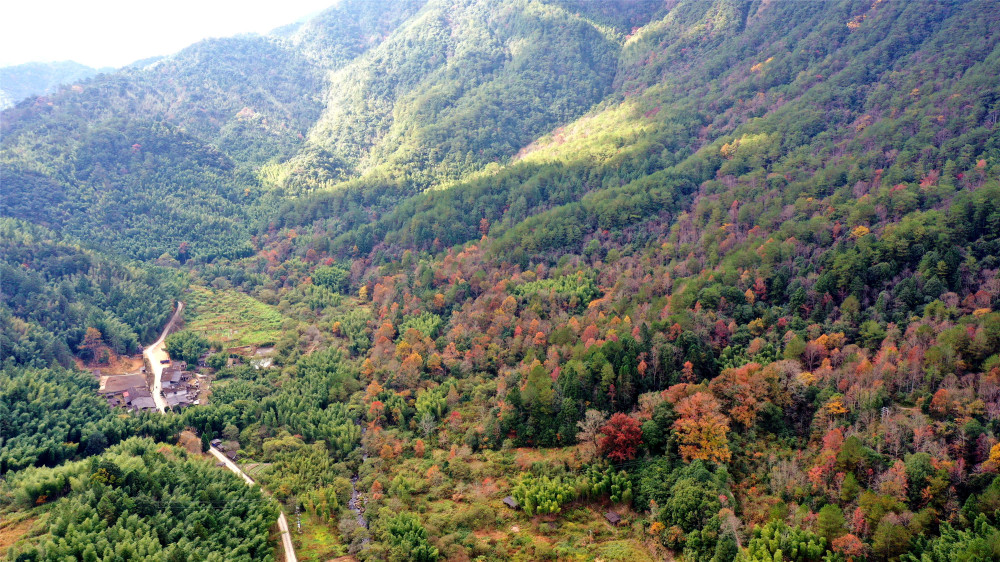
[0,219,181,367]
[0,0,645,258]
[272,0,999,261]
[240,4,999,556]
[0,61,108,109]
[3,1,1000,561]
[292,0,634,191]
[287,0,429,68]
[0,35,325,260]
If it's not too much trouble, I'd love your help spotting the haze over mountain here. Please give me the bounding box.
[2,1,1000,560]
[0,61,112,109]
[0,0,337,68]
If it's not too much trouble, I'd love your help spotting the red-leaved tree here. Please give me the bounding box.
[599,413,642,462]
[831,534,866,562]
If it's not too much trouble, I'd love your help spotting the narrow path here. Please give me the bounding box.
[142,301,297,562]
[142,301,185,413]
[209,447,298,562]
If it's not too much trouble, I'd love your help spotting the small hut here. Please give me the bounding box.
[502,496,519,510]
[604,511,622,526]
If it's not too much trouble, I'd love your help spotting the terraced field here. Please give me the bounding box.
[183,286,286,348]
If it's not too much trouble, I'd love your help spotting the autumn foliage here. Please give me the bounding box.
[673,391,731,463]
[598,413,642,462]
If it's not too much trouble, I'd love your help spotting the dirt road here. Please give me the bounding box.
[143,301,298,562]
[209,447,297,562]
[142,301,184,413]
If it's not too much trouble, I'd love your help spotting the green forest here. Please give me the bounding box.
[2,0,1000,560]
[1,438,277,561]
[0,219,182,367]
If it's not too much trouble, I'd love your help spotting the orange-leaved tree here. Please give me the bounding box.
[674,392,731,463]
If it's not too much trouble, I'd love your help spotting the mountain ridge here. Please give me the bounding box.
[0,60,112,110]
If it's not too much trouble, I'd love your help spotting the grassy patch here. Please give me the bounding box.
[364,443,654,561]
[592,539,655,561]
[241,462,273,480]
[294,513,347,561]
[184,286,286,348]
[0,514,43,552]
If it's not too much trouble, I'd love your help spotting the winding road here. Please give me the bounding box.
[142,300,297,562]
[209,447,297,562]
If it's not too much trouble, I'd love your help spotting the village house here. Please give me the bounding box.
[162,369,184,389]
[166,394,191,408]
[130,397,157,411]
[156,365,199,410]
[122,386,151,404]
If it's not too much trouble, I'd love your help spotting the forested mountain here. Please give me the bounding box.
[285,0,429,68]
[3,0,1000,561]
[0,61,109,110]
[302,0,628,187]
[1,36,325,261]
[0,219,182,367]
[1,438,276,561]
[277,0,1000,262]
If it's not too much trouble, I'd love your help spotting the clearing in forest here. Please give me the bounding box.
[184,286,286,348]
[0,516,40,552]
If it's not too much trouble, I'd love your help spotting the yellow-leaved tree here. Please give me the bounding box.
[673,392,731,463]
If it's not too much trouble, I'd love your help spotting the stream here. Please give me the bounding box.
[348,425,369,531]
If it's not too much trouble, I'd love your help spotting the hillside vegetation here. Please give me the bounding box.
[0,438,277,561]
[2,0,1000,561]
[0,219,181,367]
[0,61,108,110]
